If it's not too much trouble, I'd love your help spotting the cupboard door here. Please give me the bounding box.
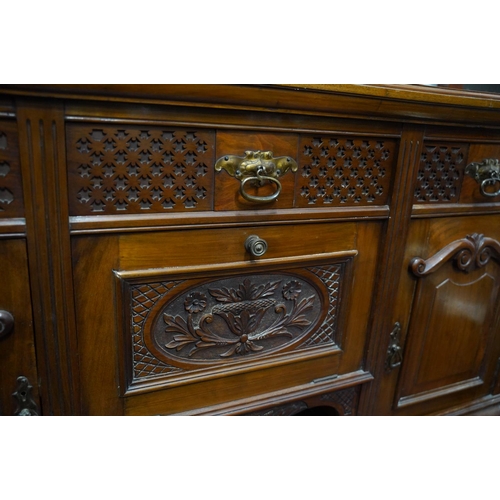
[0,238,40,415]
[388,216,500,415]
[72,222,380,415]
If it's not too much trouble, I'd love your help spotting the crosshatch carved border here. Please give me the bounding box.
[121,263,348,392]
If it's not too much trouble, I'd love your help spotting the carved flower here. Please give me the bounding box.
[184,292,207,314]
[283,280,302,300]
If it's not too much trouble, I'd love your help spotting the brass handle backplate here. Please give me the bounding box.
[465,158,500,197]
[12,376,39,416]
[0,310,14,340]
[215,150,298,204]
[385,322,403,372]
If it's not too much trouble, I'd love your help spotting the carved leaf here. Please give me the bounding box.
[208,286,241,303]
[220,340,264,358]
[286,296,315,327]
[251,295,315,341]
[250,280,282,300]
[164,314,199,350]
[209,279,281,303]
[216,308,267,336]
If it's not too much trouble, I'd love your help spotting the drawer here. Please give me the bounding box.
[72,221,381,414]
[413,141,500,208]
[66,123,398,217]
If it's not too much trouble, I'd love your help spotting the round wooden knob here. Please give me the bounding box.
[0,310,14,339]
[245,235,268,257]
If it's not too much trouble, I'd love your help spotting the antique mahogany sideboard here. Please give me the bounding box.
[1,84,500,416]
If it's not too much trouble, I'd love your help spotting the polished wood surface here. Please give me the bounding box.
[1,84,500,415]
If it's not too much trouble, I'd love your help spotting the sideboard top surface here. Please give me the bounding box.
[2,84,500,127]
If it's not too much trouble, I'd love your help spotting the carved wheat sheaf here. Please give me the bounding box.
[66,126,215,215]
[127,265,344,385]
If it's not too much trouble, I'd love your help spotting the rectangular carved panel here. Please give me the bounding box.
[414,143,468,203]
[296,136,396,206]
[117,256,354,393]
[66,125,215,215]
[0,119,24,218]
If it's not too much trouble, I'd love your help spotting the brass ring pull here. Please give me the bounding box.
[481,177,500,198]
[215,150,297,205]
[465,158,500,197]
[240,170,282,203]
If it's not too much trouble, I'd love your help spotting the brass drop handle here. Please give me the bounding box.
[465,159,500,197]
[240,171,282,203]
[245,235,268,257]
[215,150,298,204]
[0,310,14,340]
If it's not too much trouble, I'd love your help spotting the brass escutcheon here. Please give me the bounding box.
[215,150,298,204]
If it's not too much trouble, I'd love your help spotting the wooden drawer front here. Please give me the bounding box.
[414,142,500,205]
[215,132,397,210]
[0,119,24,218]
[66,124,215,215]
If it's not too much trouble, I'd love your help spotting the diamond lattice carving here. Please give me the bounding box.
[67,126,215,215]
[320,387,357,415]
[302,264,342,347]
[414,144,467,203]
[131,282,184,379]
[297,136,395,206]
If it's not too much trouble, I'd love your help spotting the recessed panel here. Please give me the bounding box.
[118,257,353,393]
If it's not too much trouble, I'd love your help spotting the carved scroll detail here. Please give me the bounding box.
[410,233,500,277]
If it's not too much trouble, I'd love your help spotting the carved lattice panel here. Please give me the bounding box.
[296,136,396,206]
[320,386,357,415]
[414,143,468,203]
[66,125,215,215]
[0,119,24,218]
[122,263,348,391]
[247,386,357,415]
